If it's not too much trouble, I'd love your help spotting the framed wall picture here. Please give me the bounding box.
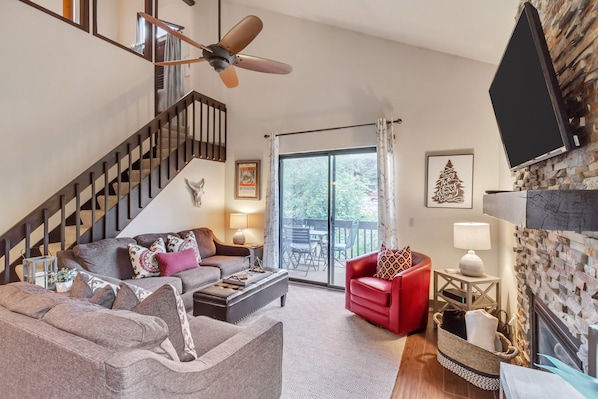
[235,160,261,199]
[425,153,474,208]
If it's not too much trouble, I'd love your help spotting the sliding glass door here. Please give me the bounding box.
[280,149,378,288]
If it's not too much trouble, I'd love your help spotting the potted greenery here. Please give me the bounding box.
[49,268,78,292]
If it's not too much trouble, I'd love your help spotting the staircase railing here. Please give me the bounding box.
[0,90,227,284]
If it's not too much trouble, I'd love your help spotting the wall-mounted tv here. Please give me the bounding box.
[489,2,578,171]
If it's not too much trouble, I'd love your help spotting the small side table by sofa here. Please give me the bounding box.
[433,269,501,314]
[243,243,264,268]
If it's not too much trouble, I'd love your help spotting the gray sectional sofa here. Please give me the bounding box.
[57,227,250,312]
[0,282,283,398]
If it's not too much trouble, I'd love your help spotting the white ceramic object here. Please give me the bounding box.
[459,250,485,277]
[55,280,73,293]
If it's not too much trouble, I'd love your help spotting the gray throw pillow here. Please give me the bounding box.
[132,284,197,362]
[112,282,140,310]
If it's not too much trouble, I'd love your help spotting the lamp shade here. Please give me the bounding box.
[453,222,491,250]
[230,213,248,229]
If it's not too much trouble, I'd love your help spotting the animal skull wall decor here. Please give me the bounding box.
[185,178,205,207]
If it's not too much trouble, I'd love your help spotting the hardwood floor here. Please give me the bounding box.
[391,312,499,399]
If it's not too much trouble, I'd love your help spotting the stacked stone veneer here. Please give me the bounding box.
[511,0,598,370]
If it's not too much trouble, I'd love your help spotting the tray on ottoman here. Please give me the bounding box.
[193,268,288,323]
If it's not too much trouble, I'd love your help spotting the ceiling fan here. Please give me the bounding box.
[139,4,292,88]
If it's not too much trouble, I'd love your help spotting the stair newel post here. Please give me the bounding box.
[103,162,109,239]
[90,172,96,242]
[127,143,133,220]
[60,195,66,251]
[116,152,122,231]
[219,107,224,161]
[138,134,143,208]
[199,101,204,158]
[4,239,10,284]
[42,209,49,256]
[24,223,31,259]
[157,120,163,192]
[75,183,81,244]
[223,110,228,161]
[210,104,216,160]
[184,103,190,164]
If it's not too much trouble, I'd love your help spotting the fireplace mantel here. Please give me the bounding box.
[483,190,598,231]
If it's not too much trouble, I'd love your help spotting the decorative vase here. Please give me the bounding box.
[55,280,73,293]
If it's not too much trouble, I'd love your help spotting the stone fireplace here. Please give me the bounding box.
[531,291,583,371]
[485,0,598,373]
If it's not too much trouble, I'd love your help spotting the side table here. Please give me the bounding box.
[243,243,264,268]
[433,269,501,314]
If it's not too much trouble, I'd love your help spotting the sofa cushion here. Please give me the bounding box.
[167,232,202,264]
[43,300,169,350]
[180,228,216,258]
[200,255,247,277]
[70,272,116,308]
[132,284,197,362]
[350,277,391,307]
[112,283,141,310]
[0,283,70,319]
[134,232,178,249]
[172,266,221,293]
[156,249,198,277]
[73,238,136,280]
[375,244,412,280]
[124,276,183,294]
[188,315,242,357]
[128,238,166,279]
[77,270,120,294]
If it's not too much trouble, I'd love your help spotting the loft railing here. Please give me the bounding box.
[0,91,227,284]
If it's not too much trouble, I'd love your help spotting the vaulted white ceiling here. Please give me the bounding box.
[226,0,521,65]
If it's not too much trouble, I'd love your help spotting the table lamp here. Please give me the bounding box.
[230,213,248,245]
[453,222,491,277]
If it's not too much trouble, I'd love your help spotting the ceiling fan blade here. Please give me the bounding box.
[219,66,239,88]
[234,54,292,74]
[156,58,206,66]
[139,12,211,53]
[219,15,263,55]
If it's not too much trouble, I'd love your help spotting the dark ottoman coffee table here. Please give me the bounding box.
[193,268,288,323]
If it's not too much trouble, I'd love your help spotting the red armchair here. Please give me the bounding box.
[345,250,432,335]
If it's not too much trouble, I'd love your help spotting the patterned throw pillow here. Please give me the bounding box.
[167,232,201,264]
[70,271,119,308]
[128,238,166,279]
[132,284,197,362]
[374,244,412,280]
[76,270,120,294]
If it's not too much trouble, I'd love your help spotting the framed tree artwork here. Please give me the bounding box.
[425,153,473,208]
[235,160,261,199]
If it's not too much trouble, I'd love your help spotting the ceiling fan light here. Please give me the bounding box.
[209,58,229,72]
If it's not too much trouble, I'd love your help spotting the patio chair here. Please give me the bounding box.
[284,226,318,276]
[332,220,359,266]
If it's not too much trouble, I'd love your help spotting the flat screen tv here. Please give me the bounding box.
[489,2,577,171]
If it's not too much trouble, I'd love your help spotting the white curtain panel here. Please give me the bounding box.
[164,34,184,109]
[263,133,280,268]
[376,118,398,249]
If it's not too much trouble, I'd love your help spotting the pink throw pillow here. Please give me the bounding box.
[155,249,199,277]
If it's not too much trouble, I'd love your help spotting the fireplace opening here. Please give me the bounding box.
[531,295,582,371]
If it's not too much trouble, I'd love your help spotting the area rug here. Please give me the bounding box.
[238,283,406,399]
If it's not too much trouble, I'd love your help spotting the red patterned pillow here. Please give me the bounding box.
[374,244,412,280]
[128,238,166,279]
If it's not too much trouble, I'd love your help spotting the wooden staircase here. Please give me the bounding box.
[1,91,227,284]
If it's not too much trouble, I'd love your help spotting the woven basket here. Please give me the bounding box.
[433,312,519,391]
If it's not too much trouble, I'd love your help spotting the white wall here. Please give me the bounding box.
[185,3,512,277]
[117,158,226,239]
[0,1,154,235]
[2,1,515,294]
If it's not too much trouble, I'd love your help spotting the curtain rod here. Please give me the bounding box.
[263,118,402,138]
